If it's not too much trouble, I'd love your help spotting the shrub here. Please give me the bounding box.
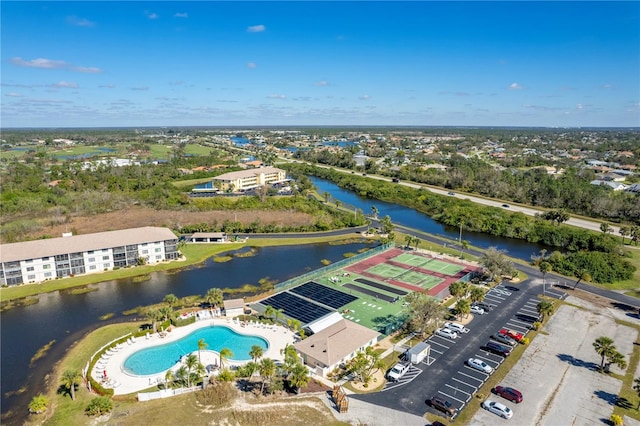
[521,337,530,345]
[85,396,113,416]
[28,394,48,414]
[610,414,623,426]
[216,368,235,382]
[194,382,236,407]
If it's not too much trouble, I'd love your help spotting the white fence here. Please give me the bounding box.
[137,385,201,402]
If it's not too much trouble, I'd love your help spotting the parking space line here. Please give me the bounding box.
[475,354,500,365]
[520,308,540,315]
[429,348,443,355]
[509,318,533,328]
[485,292,506,300]
[459,370,487,382]
[431,335,457,344]
[452,377,480,390]
[427,339,452,349]
[438,390,467,405]
[477,352,503,363]
[445,383,472,396]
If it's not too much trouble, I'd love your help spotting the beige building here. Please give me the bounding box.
[293,319,380,377]
[223,298,246,318]
[213,166,287,192]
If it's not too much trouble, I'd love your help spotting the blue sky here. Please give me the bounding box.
[2,1,639,128]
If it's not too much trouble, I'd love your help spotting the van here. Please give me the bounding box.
[485,341,512,357]
[444,322,466,334]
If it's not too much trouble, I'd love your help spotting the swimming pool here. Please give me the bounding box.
[123,325,269,376]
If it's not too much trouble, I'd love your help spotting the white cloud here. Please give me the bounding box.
[247,24,266,33]
[576,103,584,110]
[359,95,371,100]
[99,84,115,89]
[130,86,149,91]
[73,66,102,73]
[51,81,79,88]
[174,12,188,18]
[602,83,613,89]
[5,92,22,97]
[11,57,67,69]
[67,16,95,27]
[314,80,330,87]
[247,62,257,69]
[508,82,522,90]
[145,11,159,20]
[266,94,286,99]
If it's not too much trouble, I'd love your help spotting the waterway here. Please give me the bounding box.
[0,242,373,424]
[310,176,550,261]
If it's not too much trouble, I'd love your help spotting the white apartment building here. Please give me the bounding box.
[0,227,179,286]
[213,166,287,192]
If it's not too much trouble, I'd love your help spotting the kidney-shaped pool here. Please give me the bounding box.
[123,325,269,376]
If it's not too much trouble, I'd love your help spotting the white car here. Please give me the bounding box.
[444,322,466,334]
[470,305,485,315]
[467,358,494,374]
[481,400,513,419]
[435,328,457,340]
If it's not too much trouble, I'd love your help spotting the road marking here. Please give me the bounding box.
[520,307,540,315]
[452,376,480,390]
[444,383,472,397]
[432,335,457,344]
[429,348,444,355]
[438,390,467,404]
[475,354,500,365]
[509,318,533,328]
[428,339,452,349]
[485,292,506,301]
[459,369,487,382]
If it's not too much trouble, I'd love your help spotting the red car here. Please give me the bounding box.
[493,386,523,403]
[499,328,524,343]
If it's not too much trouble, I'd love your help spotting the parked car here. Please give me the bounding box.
[392,178,400,183]
[386,361,411,382]
[435,328,458,340]
[470,305,485,315]
[491,333,517,347]
[493,386,523,403]
[517,312,543,324]
[429,395,457,417]
[502,204,510,208]
[447,191,455,196]
[499,328,524,342]
[485,341,512,357]
[482,400,513,419]
[474,302,495,311]
[467,358,494,374]
[444,322,466,334]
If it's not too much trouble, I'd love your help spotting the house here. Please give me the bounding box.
[223,298,245,318]
[244,160,264,168]
[189,232,228,243]
[590,180,629,191]
[212,166,287,192]
[293,319,380,377]
[0,227,179,286]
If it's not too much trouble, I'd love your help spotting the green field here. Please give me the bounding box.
[393,252,464,276]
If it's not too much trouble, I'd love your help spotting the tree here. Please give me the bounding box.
[414,236,421,251]
[61,369,82,401]
[205,288,224,307]
[165,369,174,388]
[274,308,284,324]
[219,348,233,369]
[404,234,413,249]
[593,336,616,371]
[539,261,552,288]
[631,225,640,246]
[288,362,311,393]
[403,292,446,337]
[184,353,199,387]
[470,287,486,304]
[163,293,178,308]
[481,247,515,280]
[573,269,592,289]
[371,205,379,219]
[380,215,394,241]
[146,309,162,333]
[197,338,208,365]
[249,345,264,363]
[619,226,630,245]
[259,357,276,394]
[448,281,469,300]
[605,351,627,373]
[456,299,471,319]
[175,365,188,387]
[28,394,48,414]
[459,239,470,258]
[536,300,554,320]
[159,306,174,322]
[600,222,612,235]
[633,377,640,409]
[347,346,385,385]
[264,305,276,322]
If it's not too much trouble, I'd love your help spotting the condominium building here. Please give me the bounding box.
[0,227,179,286]
[213,166,287,192]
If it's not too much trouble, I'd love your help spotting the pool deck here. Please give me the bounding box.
[91,317,296,396]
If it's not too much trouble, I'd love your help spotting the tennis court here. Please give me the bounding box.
[365,263,443,289]
[392,252,464,276]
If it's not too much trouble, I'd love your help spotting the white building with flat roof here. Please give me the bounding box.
[0,227,179,286]
[213,166,287,192]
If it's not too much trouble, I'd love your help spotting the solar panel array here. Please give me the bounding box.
[260,292,331,324]
[290,281,358,309]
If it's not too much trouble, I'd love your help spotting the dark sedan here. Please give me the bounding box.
[493,385,523,403]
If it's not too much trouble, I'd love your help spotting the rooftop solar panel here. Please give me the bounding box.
[259,292,331,324]
[290,281,358,309]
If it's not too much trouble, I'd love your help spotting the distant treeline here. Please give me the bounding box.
[285,163,636,284]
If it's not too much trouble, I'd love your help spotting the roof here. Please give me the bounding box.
[293,319,380,366]
[191,232,227,238]
[213,166,284,181]
[223,298,245,310]
[406,341,430,355]
[306,312,344,334]
[0,227,177,263]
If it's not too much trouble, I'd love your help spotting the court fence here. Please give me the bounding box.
[273,242,394,293]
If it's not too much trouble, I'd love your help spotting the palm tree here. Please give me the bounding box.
[573,269,592,289]
[175,365,188,387]
[536,300,554,320]
[539,261,552,289]
[259,358,276,394]
[205,288,224,308]
[219,348,233,369]
[288,362,311,394]
[605,351,627,373]
[600,222,612,235]
[470,287,485,304]
[404,234,413,249]
[163,293,178,308]
[146,309,162,333]
[184,354,199,387]
[456,299,471,319]
[414,236,421,251]
[197,338,208,364]
[249,345,264,363]
[334,199,341,209]
[159,306,174,322]
[459,239,469,258]
[619,226,630,245]
[371,205,379,219]
[164,369,174,388]
[264,305,276,322]
[324,191,331,203]
[274,308,284,324]
[61,369,82,400]
[593,336,616,371]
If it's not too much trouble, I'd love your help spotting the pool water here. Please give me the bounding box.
[123,325,268,376]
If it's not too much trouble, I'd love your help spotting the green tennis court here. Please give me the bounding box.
[366,263,411,280]
[392,253,464,276]
[365,263,443,289]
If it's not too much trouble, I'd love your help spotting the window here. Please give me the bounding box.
[88,258,95,262]
[28,274,36,280]
[43,264,50,269]
[103,256,110,260]
[26,267,34,272]
[44,272,52,278]
[26,259,33,263]
[89,265,96,270]
[88,250,94,254]
[155,248,162,253]
[42,257,50,261]
[142,250,148,255]
[104,263,110,268]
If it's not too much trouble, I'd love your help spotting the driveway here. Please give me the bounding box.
[470,296,638,425]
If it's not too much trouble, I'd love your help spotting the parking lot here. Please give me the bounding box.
[470,295,637,425]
